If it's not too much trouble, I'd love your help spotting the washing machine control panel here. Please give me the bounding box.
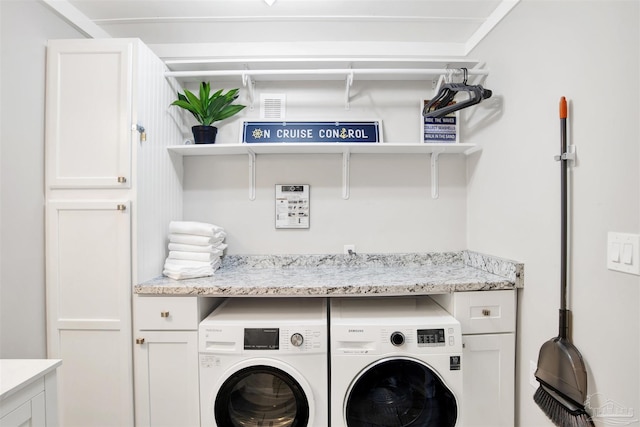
[332,324,461,355]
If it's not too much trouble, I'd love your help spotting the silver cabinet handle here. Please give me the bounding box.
[117,176,127,183]
[482,309,491,316]
[160,311,170,318]
[136,338,145,345]
[116,204,126,211]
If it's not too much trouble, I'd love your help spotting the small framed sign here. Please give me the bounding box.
[242,120,382,144]
[275,184,310,229]
[421,100,459,144]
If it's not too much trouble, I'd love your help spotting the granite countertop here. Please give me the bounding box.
[135,250,523,297]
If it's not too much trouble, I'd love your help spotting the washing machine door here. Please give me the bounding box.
[214,364,310,427]
[345,357,458,427]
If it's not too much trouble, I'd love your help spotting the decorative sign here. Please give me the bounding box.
[242,121,382,143]
[275,184,310,229]
[422,100,459,143]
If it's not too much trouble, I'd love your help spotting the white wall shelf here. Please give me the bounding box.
[164,57,488,109]
[167,142,476,200]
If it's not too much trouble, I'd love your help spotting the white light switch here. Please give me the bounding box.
[610,242,621,262]
[607,232,640,275]
[622,243,633,265]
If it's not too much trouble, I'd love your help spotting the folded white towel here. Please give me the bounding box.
[163,269,214,280]
[164,259,218,269]
[168,251,217,262]
[168,233,226,246]
[168,243,227,255]
[169,221,225,238]
[163,257,221,280]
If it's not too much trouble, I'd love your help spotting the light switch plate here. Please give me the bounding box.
[607,232,640,275]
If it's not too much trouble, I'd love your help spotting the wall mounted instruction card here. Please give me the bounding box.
[275,185,310,229]
[243,121,382,143]
[421,100,459,143]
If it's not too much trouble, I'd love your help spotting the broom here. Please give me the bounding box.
[533,97,594,427]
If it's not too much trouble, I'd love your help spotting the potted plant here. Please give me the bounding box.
[171,81,246,144]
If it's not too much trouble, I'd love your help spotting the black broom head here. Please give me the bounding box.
[534,384,594,427]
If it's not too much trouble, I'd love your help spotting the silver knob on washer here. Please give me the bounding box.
[290,333,304,347]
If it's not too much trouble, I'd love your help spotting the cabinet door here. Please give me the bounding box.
[0,392,45,427]
[133,331,200,427]
[46,39,133,189]
[461,333,515,427]
[46,200,133,427]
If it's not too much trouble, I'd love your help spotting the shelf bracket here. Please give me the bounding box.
[430,150,444,199]
[344,71,354,110]
[248,149,256,200]
[342,149,351,199]
[242,72,255,110]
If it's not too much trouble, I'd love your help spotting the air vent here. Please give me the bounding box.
[260,93,286,119]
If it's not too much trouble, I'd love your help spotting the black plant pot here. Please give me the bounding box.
[192,125,218,144]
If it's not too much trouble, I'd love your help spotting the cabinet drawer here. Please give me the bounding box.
[432,290,516,334]
[135,296,222,331]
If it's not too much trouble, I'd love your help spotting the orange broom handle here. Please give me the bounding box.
[560,96,567,119]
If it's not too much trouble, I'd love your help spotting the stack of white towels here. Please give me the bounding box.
[162,221,227,280]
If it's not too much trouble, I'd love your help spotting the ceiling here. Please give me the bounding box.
[42,0,520,59]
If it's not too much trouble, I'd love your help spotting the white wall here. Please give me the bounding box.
[467,1,640,426]
[0,0,84,358]
[182,81,469,254]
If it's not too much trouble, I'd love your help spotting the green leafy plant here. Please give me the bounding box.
[171,82,246,126]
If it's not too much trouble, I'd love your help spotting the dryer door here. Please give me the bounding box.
[214,365,310,427]
[345,357,458,427]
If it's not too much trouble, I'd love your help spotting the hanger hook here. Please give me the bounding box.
[461,67,468,84]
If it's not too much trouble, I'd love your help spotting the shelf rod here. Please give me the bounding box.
[165,68,489,78]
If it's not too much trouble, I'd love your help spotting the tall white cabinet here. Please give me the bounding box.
[45,38,183,427]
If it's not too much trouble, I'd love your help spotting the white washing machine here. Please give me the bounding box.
[330,296,463,427]
[199,297,328,427]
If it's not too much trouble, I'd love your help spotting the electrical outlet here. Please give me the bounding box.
[530,360,538,388]
[344,244,356,255]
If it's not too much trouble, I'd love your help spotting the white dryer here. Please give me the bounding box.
[330,296,463,427]
[199,297,328,427]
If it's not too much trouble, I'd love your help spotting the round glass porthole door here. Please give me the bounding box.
[345,358,458,427]
[214,365,310,427]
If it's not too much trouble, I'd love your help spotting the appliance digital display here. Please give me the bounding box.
[244,328,280,350]
[417,328,445,346]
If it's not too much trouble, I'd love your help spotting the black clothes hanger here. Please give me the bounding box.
[422,68,493,119]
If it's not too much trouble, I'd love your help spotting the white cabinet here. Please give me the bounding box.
[45,38,184,427]
[133,331,200,427]
[0,360,62,427]
[45,40,133,189]
[133,296,222,427]
[462,333,515,427]
[431,290,516,427]
[45,201,133,427]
